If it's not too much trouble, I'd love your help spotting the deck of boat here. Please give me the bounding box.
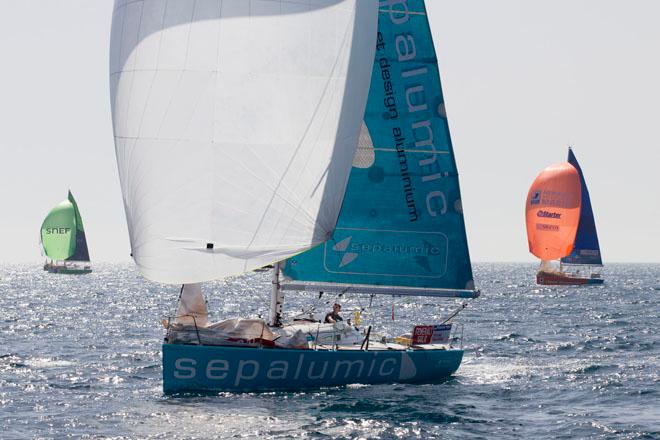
[313,342,450,351]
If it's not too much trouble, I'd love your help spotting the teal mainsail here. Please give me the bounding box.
[282,1,476,298]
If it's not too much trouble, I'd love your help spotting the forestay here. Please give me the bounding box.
[282,0,478,298]
[109,0,378,284]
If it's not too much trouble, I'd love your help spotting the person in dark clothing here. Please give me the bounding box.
[324,303,343,324]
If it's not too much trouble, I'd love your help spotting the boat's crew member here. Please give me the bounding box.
[324,303,343,324]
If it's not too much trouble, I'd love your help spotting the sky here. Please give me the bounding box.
[0,0,658,264]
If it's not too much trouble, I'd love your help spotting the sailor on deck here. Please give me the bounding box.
[324,303,343,324]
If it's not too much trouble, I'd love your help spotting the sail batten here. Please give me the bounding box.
[282,0,476,293]
[110,0,380,284]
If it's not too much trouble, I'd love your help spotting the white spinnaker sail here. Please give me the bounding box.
[110,0,378,284]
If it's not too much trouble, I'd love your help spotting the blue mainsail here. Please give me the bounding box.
[282,0,476,296]
[561,148,603,266]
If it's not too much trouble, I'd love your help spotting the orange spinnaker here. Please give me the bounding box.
[526,162,582,260]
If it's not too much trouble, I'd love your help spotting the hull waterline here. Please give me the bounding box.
[48,267,93,275]
[44,262,92,275]
[536,271,604,286]
[163,343,463,394]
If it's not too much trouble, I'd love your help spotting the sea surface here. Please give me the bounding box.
[1,263,659,439]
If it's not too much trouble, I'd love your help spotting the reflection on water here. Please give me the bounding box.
[0,263,659,438]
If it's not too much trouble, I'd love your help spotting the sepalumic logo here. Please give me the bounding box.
[329,234,445,273]
[332,237,359,268]
[530,190,541,205]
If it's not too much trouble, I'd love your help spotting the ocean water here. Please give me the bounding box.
[1,263,659,439]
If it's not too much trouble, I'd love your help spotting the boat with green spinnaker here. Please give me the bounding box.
[40,191,92,274]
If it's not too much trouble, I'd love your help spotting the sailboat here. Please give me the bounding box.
[110,0,478,393]
[526,148,603,285]
[40,191,92,274]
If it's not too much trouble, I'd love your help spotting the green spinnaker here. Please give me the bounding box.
[40,191,91,262]
[40,199,77,261]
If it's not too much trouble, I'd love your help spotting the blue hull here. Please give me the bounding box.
[163,344,463,394]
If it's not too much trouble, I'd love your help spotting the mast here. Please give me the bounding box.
[269,262,284,327]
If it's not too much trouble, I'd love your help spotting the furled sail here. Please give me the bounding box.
[560,149,602,266]
[173,283,208,327]
[109,0,379,284]
[526,162,582,261]
[281,0,477,298]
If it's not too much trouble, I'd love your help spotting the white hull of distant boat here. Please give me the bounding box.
[43,260,92,275]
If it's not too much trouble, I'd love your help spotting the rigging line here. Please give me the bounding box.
[172,284,185,321]
[442,302,469,324]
